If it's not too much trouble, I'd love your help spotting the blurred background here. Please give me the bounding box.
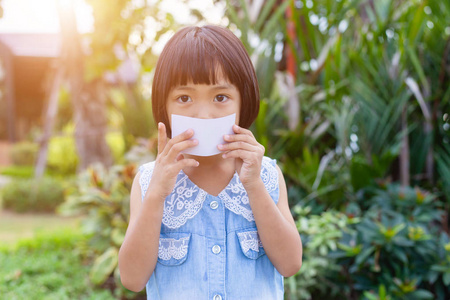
[0,0,449,299]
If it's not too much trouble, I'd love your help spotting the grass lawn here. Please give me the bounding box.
[0,210,82,247]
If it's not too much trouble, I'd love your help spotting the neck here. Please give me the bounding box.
[183,153,235,174]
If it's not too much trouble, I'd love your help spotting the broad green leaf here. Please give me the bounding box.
[89,247,118,285]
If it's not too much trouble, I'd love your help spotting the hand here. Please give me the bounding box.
[218,124,265,188]
[148,123,199,200]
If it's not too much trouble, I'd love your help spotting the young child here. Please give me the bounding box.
[118,25,302,299]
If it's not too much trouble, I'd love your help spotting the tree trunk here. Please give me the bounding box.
[58,1,112,173]
[73,79,112,172]
[34,63,64,178]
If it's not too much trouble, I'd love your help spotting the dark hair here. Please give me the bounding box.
[151,25,260,135]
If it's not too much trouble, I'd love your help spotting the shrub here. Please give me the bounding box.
[331,184,448,299]
[285,206,359,300]
[0,228,115,299]
[106,131,126,165]
[58,162,142,299]
[45,129,127,175]
[47,135,79,175]
[1,177,66,213]
[9,141,38,166]
[0,165,34,178]
[287,183,450,300]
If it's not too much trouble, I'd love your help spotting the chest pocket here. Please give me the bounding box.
[157,233,191,266]
[236,228,266,259]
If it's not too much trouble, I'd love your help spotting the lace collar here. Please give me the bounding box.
[140,157,278,229]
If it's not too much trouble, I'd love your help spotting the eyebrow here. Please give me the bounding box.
[173,84,234,91]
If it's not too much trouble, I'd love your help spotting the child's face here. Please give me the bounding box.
[166,71,241,127]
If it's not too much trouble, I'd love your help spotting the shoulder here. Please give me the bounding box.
[261,156,278,172]
[260,156,280,196]
[136,161,156,201]
[261,156,284,177]
[138,160,156,174]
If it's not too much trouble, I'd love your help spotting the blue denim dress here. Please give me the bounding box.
[138,156,284,300]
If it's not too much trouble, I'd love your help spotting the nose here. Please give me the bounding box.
[194,106,213,119]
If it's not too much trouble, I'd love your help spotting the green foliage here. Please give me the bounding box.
[285,206,359,300]
[0,228,115,300]
[106,131,126,164]
[286,184,449,299]
[329,184,449,299]
[9,141,38,166]
[58,162,138,297]
[225,0,290,99]
[1,177,66,213]
[228,0,450,208]
[109,87,155,152]
[47,135,79,175]
[0,165,34,178]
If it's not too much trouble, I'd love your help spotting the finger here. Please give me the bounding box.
[162,128,194,156]
[218,141,258,152]
[174,158,200,170]
[157,122,167,155]
[222,149,256,160]
[223,132,259,146]
[232,124,255,137]
[167,139,199,161]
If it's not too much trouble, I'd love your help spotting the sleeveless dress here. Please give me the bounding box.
[138,156,284,300]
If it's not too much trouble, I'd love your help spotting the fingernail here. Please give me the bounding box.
[218,144,224,149]
[193,139,199,144]
[187,129,193,134]
[222,153,227,158]
[224,135,230,140]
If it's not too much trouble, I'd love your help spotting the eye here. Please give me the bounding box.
[214,95,229,103]
[177,95,192,103]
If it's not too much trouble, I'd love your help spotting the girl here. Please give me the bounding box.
[118,25,302,299]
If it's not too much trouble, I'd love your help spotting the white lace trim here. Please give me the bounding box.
[139,162,155,200]
[237,231,263,253]
[219,157,278,222]
[138,157,278,226]
[260,157,278,193]
[158,237,190,260]
[162,175,207,229]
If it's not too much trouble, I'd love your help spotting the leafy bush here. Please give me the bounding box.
[45,129,127,175]
[287,183,449,300]
[58,162,141,298]
[106,131,126,165]
[1,177,66,213]
[9,141,38,166]
[47,135,79,175]
[335,184,449,300]
[0,228,115,299]
[285,207,359,300]
[0,165,34,178]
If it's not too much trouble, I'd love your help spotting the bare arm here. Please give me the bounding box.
[118,123,199,292]
[245,165,302,277]
[220,124,302,277]
[118,173,165,292]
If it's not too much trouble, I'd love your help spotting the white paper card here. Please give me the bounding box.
[171,113,236,156]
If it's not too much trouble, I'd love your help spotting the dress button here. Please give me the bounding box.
[212,245,221,254]
[213,295,222,300]
[210,201,219,209]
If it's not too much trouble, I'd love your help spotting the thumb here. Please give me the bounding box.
[157,122,167,155]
